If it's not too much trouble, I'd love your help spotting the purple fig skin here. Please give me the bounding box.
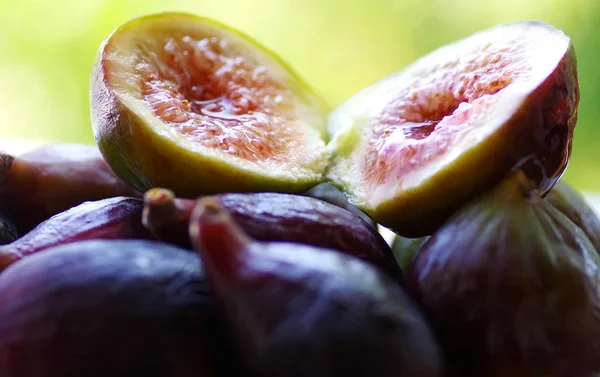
[0,144,141,234]
[0,239,237,377]
[189,198,443,377]
[545,179,600,252]
[0,207,17,245]
[0,197,153,272]
[143,189,402,280]
[302,182,377,228]
[404,171,600,377]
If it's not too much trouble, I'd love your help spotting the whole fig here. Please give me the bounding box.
[546,179,600,252]
[405,171,600,377]
[0,197,153,272]
[0,144,141,233]
[189,197,443,377]
[0,239,236,377]
[143,188,401,280]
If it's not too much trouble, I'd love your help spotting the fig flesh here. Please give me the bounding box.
[404,171,600,377]
[326,21,579,237]
[91,12,329,197]
[143,188,401,280]
[0,197,152,272]
[0,239,233,377]
[189,197,443,377]
[0,144,141,234]
[546,179,600,252]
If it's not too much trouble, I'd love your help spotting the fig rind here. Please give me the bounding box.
[546,180,600,252]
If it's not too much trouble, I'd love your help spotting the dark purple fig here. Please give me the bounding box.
[0,239,237,377]
[545,179,600,252]
[0,197,153,272]
[143,188,401,280]
[0,144,141,234]
[189,197,443,377]
[391,235,429,272]
[0,207,17,245]
[404,171,600,377]
[302,182,377,228]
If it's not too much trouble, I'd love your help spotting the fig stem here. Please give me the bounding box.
[189,197,251,277]
[142,188,178,231]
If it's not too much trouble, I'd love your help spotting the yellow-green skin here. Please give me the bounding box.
[91,12,330,198]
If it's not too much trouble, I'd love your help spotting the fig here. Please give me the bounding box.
[0,197,153,272]
[546,179,600,252]
[326,21,579,237]
[0,239,235,377]
[91,12,329,197]
[302,182,377,228]
[404,171,600,377]
[0,207,17,245]
[0,144,141,234]
[143,188,401,280]
[391,235,429,272]
[189,197,443,377]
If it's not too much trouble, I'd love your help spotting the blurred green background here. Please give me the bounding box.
[0,0,598,190]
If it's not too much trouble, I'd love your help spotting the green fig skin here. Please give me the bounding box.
[0,240,238,377]
[391,235,429,272]
[189,198,443,377]
[143,189,402,281]
[546,179,600,252]
[405,171,600,377]
[0,144,141,234]
[0,197,153,272]
[302,182,377,228]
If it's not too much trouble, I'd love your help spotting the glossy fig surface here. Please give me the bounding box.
[405,171,600,377]
[143,188,401,279]
[0,144,141,233]
[327,21,579,237]
[302,182,376,227]
[546,179,600,252]
[0,197,152,272]
[0,239,234,377]
[189,198,443,377]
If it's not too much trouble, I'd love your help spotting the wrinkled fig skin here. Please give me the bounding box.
[546,180,600,252]
[0,240,238,377]
[0,144,141,234]
[143,188,402,280]
[404,171,600,377]
[302,183,377,228]
[0,197,153,272]
[391,235,429,272]
[189,198,443,377]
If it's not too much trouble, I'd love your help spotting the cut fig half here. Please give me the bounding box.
[91,12,329,197]
[327,21,579,237]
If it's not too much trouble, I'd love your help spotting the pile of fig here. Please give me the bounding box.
[0,11,597,377]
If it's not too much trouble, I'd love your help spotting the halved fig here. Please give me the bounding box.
[327,21,579,237]
[91,12,329,197]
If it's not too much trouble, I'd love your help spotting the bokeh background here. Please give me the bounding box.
[0,0,598,191]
